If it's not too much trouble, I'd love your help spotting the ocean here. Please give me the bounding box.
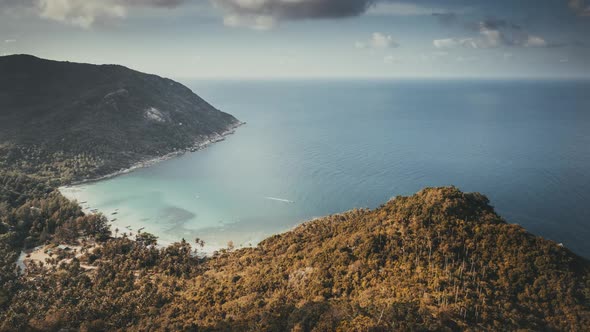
[61,79,590,257]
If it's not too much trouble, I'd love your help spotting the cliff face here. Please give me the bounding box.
[0,54,240,182]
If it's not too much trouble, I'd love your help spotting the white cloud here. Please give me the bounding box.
[433,38,479,49]
[4,39,17,43]
[37,0,126,28]
[356,32,399,50]
[524,36,548,48]
[383,54,401,64]
[366,3,444,16]
[2,0,188,28]
[369,32,397,48]
[434,20,549,50]
[223,13,276,30]
[460,38,480,48]
[433,38,460,49]
[478,26,502,48]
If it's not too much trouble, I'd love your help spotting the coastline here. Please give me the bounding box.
[56,120,245,257]
[63,121,245,187]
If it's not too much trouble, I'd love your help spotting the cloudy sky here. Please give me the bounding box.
[1,0,589,78]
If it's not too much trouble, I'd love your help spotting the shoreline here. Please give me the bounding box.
[63,121,245,187]
[57,120,246,257]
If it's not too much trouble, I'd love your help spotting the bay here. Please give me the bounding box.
[61,79,590,256]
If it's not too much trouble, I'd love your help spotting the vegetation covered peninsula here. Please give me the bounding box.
[0,54,241,183]
[0,55,588,331]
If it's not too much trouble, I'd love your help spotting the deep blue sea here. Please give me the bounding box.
[61,80,590,257]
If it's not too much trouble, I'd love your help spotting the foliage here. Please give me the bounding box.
[0,55,240,183]
[0,187,588,331]
[0,171,111,312]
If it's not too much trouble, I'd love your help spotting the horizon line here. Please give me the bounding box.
[175,76,590,81]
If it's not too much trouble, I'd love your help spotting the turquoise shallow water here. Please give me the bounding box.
[61,79,590,256]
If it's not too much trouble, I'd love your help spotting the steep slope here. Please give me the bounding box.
[0,54,240,182]
[157,187,590,331]
[2,187,588,331]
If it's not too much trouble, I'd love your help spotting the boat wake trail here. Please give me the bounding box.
[264,197,294,203]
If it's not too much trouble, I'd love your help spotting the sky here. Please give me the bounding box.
[0,0,589,79]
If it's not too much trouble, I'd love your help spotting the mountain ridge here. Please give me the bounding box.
[0,54,241,183]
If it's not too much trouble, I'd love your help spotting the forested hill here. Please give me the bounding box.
[159,187,590,331]
[1,186,588,331]
[0,54,240,183]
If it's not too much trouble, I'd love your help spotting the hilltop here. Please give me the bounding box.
[1,186,588,331]
[0,54,240,183]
